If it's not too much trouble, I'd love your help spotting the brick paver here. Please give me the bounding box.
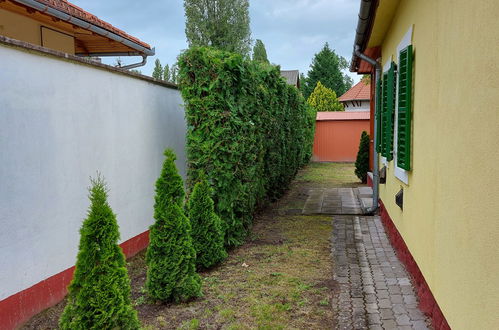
[331,215,431,330]
[302,188,362,215]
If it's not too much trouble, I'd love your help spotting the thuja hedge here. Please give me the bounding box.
[178,47,316,246]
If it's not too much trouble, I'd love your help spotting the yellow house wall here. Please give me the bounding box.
[0,8,74,54]
[377,0,499,329]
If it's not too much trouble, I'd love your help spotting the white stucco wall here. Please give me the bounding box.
[0,45,186,300]
[344,100,370,111]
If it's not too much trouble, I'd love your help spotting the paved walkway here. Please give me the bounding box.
[331,216,431,329]
[301,184,432,329]
[302,188,364,214]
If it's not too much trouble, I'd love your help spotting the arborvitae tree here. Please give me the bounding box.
[187,175,227,269]
[303,42,351,98]
[152,59,163,80]
[60,176,140,330]
[170,64,179,84]
[184,0,252,56]
[355,131,370,183]
[146,149,202,302]
[163,63,171,82]
[307,81,344,112]
[252,39,269,63]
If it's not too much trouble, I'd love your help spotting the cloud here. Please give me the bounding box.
[70,0,361,83]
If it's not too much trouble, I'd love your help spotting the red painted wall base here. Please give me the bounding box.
[367,172,373,188]
[378,200,450,330]
[0,230,149,330]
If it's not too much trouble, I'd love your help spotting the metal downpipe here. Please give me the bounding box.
[120,55,147,70]
[354,45,380,214]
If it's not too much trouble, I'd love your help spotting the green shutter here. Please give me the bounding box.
[397,45,413,170]
[375,78,382,153]
[381,62,396,161]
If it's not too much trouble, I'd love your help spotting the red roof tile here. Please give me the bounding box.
[316,111,370,121]
[28,0,151,50]
[338,80,371,102]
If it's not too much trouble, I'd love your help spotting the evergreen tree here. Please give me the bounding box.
[170,64,179,84]
[252,39,269,63]
[184,0,252,56]
[163,64,171,82]
[303,42,351,98]
[60,176,140,330]
[299,72,307,95]
[152,59,163,80]
[146,149,202,302]
[355,131,370,183]
[187,175,227,269]
[307,81,344,112]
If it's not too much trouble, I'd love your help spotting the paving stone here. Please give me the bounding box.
[367,313,382,325]
[396,314,412,326]
[392,304,407,315]
[389,294,404,304]
[382,319,398,330]
[331,215,431,330]
[378,298,392,309]
[407,308,427,321]
[412,320,430,330]
[403,294,417,304]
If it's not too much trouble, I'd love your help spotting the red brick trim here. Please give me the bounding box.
[378,200,450,330]
[0,230,149,330]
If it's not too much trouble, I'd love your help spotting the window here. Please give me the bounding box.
[381,62,396,161]
[396,45,413,171]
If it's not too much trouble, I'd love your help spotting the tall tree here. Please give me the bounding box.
[184,0,252,56]
[152,59,163,80]
[303,42,351,98]
[163,63,171,82]
[252,39,269,63]
[59,176,140,329]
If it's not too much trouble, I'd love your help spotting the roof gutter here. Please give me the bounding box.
[350,0,378,72]
[354,45,380,215]
[13,0,155,58]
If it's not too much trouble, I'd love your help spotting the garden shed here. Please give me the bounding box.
[313,111,370,162]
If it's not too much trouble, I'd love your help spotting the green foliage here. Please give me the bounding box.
[252,39,269,63]
[152,59,163,80]
[146,149,202,302]
[187,175,227,269]
[59,176,140,330]
[163,64,171,82]
[355,131,370,183]
[184,0,252,56]
[302,42,351,98]
[178,47,316,247]
[307,81,344,112]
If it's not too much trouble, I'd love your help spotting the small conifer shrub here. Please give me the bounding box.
[355,131,370,183]
[187,175,227,269]
[307,81,344,112]
[59,175,140,330]
[146,149,202,302]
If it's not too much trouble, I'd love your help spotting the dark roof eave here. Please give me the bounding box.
[349,0,379,72]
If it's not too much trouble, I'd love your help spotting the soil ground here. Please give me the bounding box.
[23,162,361,330]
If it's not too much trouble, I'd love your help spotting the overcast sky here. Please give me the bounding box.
[71,0,361,83]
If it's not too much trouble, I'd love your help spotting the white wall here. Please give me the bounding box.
[0,45,186,300]
[344,100,370,111]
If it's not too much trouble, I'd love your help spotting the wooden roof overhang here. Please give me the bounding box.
[0,0,154,56]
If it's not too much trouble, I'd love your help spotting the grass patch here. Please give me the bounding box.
[22,163,353,329]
